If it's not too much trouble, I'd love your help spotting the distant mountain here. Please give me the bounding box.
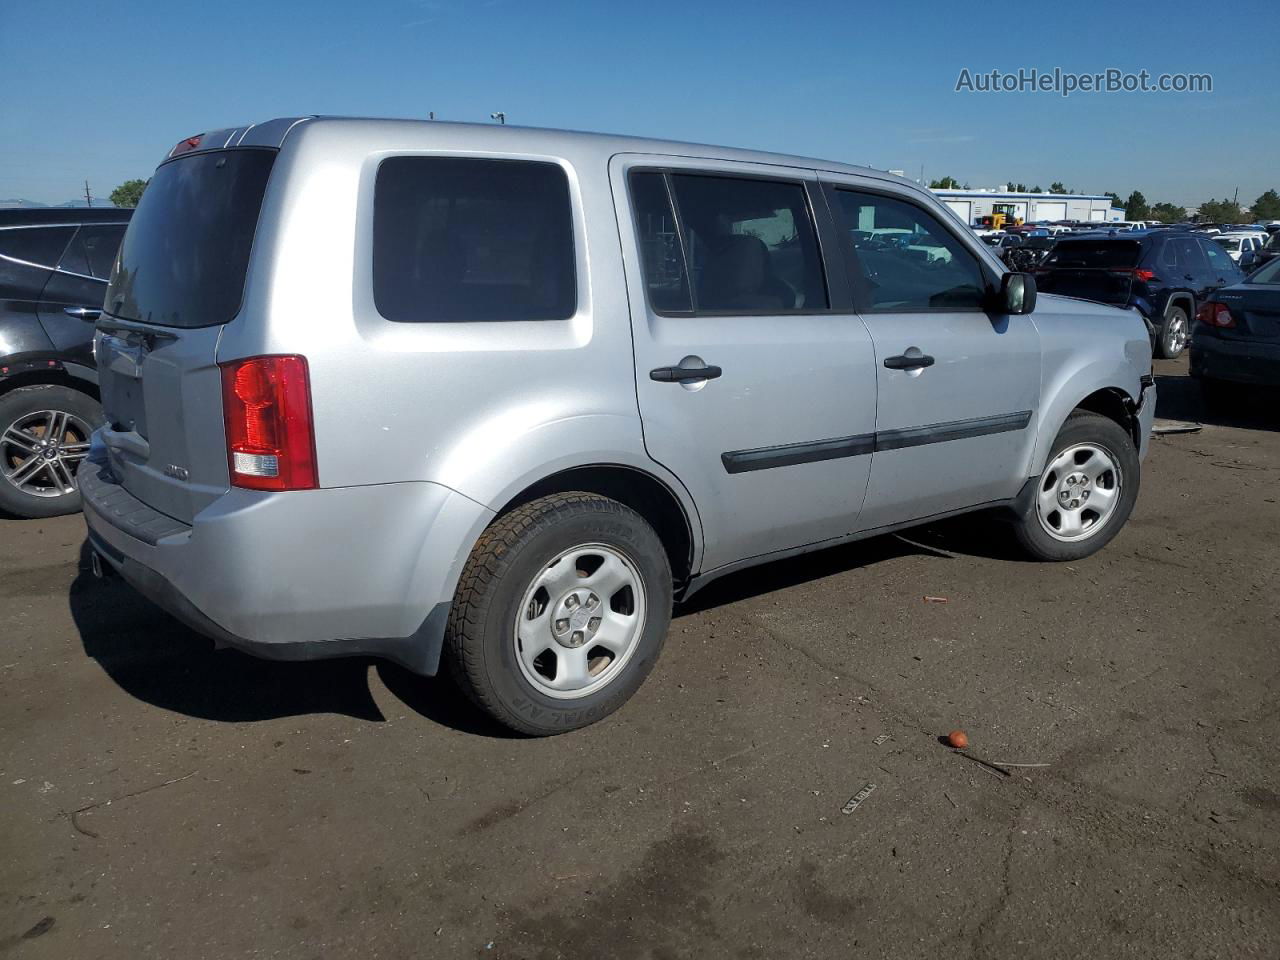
[0,198,115,209]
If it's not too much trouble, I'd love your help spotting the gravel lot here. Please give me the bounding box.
[2,358,1278,959]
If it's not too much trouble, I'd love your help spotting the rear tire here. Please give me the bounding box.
[0,385,103,519]
[1157,305,1189,359]
[445,492,673,736]
[1012,411,1140,562]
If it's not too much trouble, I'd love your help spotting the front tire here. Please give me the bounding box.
[1012,411,1140,562]
[445,493,673,735]
[0,385,103,519]
[1157,305,1189,359]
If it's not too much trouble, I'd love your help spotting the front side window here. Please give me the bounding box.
[1202,240,1238,277]
[373,157,576,323]
[663,174,828,313]
[834,190,988,312]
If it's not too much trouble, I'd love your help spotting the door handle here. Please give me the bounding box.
[650,364,722,383]
[64,306,102,322]
[883,354,935,371]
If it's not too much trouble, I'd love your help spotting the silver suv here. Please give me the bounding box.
[81,117,1155,735]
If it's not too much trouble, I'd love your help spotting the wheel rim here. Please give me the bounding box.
[1035,442,1123,543]
[513,542,648,700]
[1,409,93,499]
[1166,314,1188,354]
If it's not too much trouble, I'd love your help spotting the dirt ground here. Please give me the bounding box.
[2,357,1278,960]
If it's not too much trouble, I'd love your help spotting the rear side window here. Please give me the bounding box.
[108,149,276,327]
[0,226,74,268]
[1175,239,1208,275]
[80,224,127,279]
[373,157,576,323]
[666,174,827,313]
[629,172,693,313]
[1044,240,1140,269]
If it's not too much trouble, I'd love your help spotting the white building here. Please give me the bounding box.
[929,188,1122,226]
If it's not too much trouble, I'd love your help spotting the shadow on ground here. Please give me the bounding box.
[67,542,510,736]
[1155,373,1279,432]
[67,489,1025,732]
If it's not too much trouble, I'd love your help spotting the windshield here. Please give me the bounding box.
[107,149,276,328]
[1215,238,1242,251]
[1042,240,1140,269]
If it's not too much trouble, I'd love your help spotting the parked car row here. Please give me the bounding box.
[0,208,131,518]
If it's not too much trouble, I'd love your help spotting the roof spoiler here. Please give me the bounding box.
[162,117,313,163]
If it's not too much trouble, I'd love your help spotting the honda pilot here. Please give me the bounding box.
[81,118,1156,735]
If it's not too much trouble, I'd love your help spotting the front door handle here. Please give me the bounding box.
[64,306,102,322]
[883,354,935,371]
[650,363,722,383]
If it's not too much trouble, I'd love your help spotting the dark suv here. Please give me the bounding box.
[0,207,131,517]
[1035,230,1243,359]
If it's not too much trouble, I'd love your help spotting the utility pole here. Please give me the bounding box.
[84,180,92,207]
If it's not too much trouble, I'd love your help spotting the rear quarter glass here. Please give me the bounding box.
[107,149,276,328]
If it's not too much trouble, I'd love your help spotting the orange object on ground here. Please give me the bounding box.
[947,730,969,749]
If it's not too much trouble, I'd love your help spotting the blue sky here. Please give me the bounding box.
[2,0,1275,208]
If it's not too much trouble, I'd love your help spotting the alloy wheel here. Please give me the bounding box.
[1,409,94,500]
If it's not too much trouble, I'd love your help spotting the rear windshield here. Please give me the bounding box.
[1042,239,1140,269]
[107,149,276,327]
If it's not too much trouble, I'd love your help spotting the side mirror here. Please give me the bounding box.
[994,272,1037,314]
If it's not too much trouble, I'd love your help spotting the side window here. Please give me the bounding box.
[1202,240,1238,279]
[1159,239,1178,270]
[56,229,92,277]
[80,224,127,279]
[0,226,74,268]
[1175,238,1208,277]
[373,157,576,323]
[833,190,988,312]
[629,172,692,313]
[665,174,828,313]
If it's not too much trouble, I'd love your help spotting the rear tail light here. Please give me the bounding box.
[219,355,318,491]
[1107,267,1158,282]
[1196,302,1235,328]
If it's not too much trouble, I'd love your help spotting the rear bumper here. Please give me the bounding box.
[80,461,494,675]
[1189,337,1280,387]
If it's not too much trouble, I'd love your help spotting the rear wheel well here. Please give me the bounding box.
[1166,293,1194,318]
[497,466,694,587]
[1074,388,1137,445]
[0,369,99,403]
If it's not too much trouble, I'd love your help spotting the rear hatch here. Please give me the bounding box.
[96,147,276,524]
[1035,238,1141,305]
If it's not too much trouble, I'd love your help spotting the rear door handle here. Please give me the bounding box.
[883,354,935,371]
[650,364,722,383]
[64,306,102,322]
